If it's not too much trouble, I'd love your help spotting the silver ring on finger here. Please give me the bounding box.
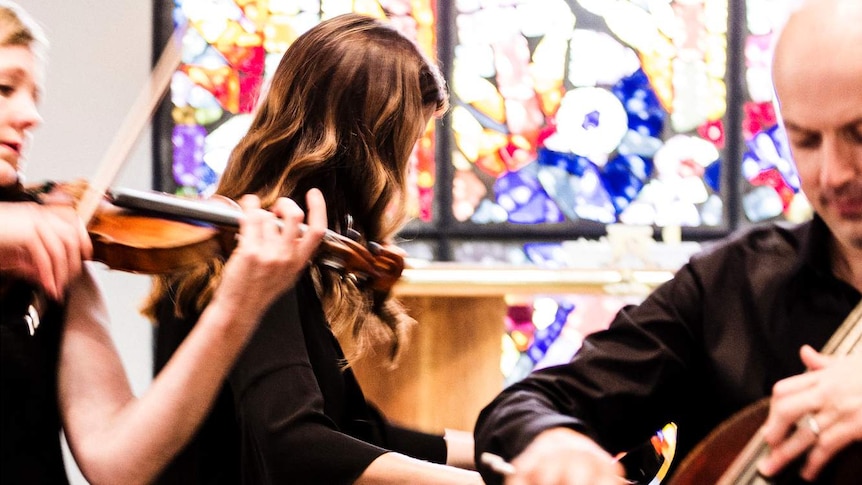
[800,413,821,439]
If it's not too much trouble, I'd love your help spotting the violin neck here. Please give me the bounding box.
[109,187,243,228]
[108,186,346,243]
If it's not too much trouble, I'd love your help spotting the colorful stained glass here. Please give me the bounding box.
[169,0,438,220]
[741,0,811,223]
[166,1,811,240]
[161,1,813,380]
[451,0,730,232]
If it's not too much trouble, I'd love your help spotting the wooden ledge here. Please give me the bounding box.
[392,262,674,297]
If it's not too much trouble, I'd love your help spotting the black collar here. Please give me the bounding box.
[793,214,834,279]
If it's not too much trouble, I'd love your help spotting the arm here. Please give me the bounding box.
[374,415,456,467]
[357,452,482,485]
[227,278,481,484]
[444,428,477,470]
[474,265,704,485]
[58,192,327,485]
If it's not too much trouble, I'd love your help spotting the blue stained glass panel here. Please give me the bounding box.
[450,0,730,230]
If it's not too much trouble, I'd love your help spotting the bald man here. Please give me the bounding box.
[473,0,862,483]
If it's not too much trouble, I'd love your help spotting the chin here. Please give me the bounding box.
[0,162,19,187]
[834,222,862,252]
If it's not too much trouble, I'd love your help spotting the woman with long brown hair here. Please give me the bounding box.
[149,12,482,485]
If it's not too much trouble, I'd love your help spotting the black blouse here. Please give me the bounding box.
[154,273,446,484]
[474,217,861,484]
[1,187,71,483]
[0,281,69,484]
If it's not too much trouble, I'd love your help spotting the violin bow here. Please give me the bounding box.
[20,25,184,334]
[76,24,186,224]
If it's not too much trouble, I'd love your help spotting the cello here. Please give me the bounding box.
[668,300,862,485]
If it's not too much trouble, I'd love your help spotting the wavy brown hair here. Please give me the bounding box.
[143,13,448,364]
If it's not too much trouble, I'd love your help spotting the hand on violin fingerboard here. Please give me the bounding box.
[211,190,327,324]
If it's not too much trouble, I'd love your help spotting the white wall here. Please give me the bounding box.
[24,1,156,483]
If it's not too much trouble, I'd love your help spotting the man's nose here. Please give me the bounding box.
[818,137,858,189]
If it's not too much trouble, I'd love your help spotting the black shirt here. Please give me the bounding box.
[474,217,861,484]
[0,188,70,483]
[0,281,69,484]
[154,273,447,485]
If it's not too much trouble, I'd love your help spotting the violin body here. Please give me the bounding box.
[24,180,233,275]
[100,187,404,290]
[668,399,862,485]
[88,202,233,274]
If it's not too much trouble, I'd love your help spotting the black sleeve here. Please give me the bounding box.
[473,263,705,484]
[228,290,389,485]
[357,401,447,463]
[381,419,447,464]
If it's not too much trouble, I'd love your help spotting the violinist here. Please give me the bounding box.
[473,0,862,484]
[147,13,483,484]
[0,2,327,484]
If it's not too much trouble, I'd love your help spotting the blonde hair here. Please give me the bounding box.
[144,13,448,365]
[0,1,47,59]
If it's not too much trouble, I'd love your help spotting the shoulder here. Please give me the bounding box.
[692,220,808,266]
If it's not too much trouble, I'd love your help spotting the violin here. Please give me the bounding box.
[15,23,403,295]
[31,181,404,294]
[6,24,398,336]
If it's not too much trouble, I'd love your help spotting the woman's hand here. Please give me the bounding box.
[0,201,92,300]
[213,189,327,324]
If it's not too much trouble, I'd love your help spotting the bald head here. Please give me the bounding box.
[773,0,862,82]
[772,0,862,127]
[771,0,862,259]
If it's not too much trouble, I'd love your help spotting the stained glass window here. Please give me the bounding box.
[155,0,810,384]
[451,0,728,228]
[158,1,807,253]
[161,0,438,219]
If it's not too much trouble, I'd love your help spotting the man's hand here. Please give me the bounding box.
[759,345,862,481]
[505,428,625,485]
